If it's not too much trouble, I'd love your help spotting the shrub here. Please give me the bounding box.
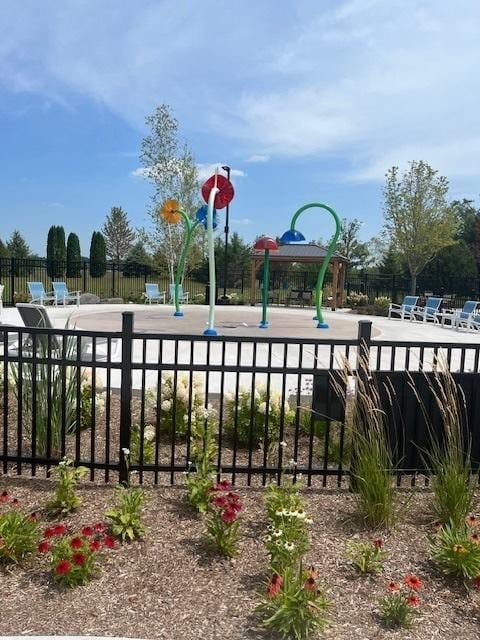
[46,457,88,515]
[185,418,217,513]
[79,371,106,428]
[346,538,387,574]
[224,383,294,447]
[0,503,40,563]
[430,520,480,581]
[151,373,215,439]
[105,486,147,543]
[130,424,156,465]
[258,565,329,640]
[379,576,422,629]
[373,296,391,316]
[204,481,242,557]
[346,292,368,308]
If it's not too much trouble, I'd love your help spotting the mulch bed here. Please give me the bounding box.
[0,476,479,639]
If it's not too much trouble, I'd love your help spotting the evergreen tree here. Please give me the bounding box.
[123,241,153,277]
[102,206,136,261]
[0,238,9,259]
[66,233,82,277]
[46,225,66,277]
[6,230,30,258]
[89,231,107,278]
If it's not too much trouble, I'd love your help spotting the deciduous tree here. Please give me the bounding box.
[383,161,457,294]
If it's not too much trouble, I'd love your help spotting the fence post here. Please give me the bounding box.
[357,320,372,370]
[119,312,134,484]
[10,258,15,305]
[111,263,116,298]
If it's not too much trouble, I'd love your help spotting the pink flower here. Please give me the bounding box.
[0,490,9,503]
[93,522,104,533]
[215,480,231,491]
[387,582,400,592]
[213,496,228,508]
[267,574,283,599]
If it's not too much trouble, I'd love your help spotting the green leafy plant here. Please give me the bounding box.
[413,362,475,529]
[185,417,217,513]
[204,481,242,557]
[105,486,147,543]
[0,500,40,563]
[258,565,329,640]
[224,383,294,447]
[346,538,387,574]
[46,457,88,515]
[379,575,422,629]
[430,519,480,581]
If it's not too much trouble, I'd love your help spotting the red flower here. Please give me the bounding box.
[404,574,422,591]
[93,522,104,533]
[72,552,87,567]
[38,541,50,553]
[387,582,400,592]
[213,496,228,508]
[53,524,67,537]
[304,577,317,592]
[372,539,383,549]
[230,501,242,513]
[44,527,55,538]
[466,516,478,527]
[406,595,420,607]
[221,507,237,524]
[70,537,84,550]
[227,491,240,501]
[81,526,94,537]
[267,574,283,599]
[0,490,8,503]
[55,560,71,575]
[89,540,101,552]
[472,576,480,589]
[103,535,116,549]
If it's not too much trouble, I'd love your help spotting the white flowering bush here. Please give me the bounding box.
[224,383,294,447]
[147,373,216,439]
[80,369,105,428]
[130,424,156,465]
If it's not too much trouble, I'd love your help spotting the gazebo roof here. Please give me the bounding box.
[252,242,348,263]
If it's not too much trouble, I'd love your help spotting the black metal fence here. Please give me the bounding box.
[1,314,480,487]
[2,257,479,308]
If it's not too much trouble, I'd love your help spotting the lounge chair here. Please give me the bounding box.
[27,281,56,305]
[388,295,418,320]
[411,297,443,323]
[144,283,166,304]
[437,300,480,329]
[52,282,81,306]
[14,303,119,361]
[169,284,189,304]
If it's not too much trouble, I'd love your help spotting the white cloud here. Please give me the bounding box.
[1,0,480,182]
[246,154,270,163]
[231,217,253,225]
[129,167,149,179]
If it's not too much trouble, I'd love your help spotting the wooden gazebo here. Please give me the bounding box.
[250,243,348,309]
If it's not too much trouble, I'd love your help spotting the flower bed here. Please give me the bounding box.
[1,477,480,639]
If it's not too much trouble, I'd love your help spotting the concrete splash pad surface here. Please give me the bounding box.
[70,305,381,340]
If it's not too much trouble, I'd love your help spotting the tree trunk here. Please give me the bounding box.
[410,272,417,295]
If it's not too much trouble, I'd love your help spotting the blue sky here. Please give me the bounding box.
[1,0,479,256]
